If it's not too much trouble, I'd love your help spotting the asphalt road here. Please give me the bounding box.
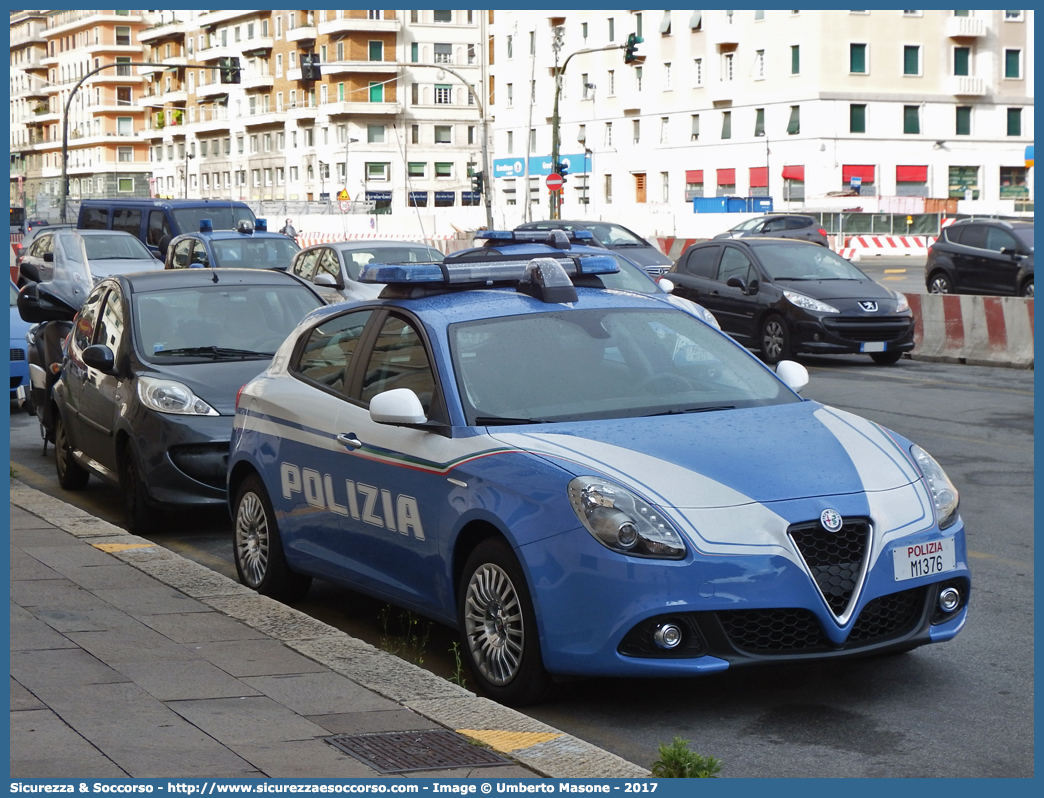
[7,353,1033,777]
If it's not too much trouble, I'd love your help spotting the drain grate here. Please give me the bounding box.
[326,730,512,774]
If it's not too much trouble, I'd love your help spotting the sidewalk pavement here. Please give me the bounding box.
[10,480,649,780]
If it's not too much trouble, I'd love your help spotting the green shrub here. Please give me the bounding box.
[650,737,722,778]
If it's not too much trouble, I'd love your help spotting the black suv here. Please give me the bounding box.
[714,214,830,247]
[925,219,1034,297]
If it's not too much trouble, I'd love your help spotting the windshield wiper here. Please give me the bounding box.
[473,415,548,425]
[647,405,734,417]
[158,346,273,359]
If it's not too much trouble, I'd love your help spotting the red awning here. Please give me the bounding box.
[685,169,704,183]
[843,164,876,182]
[896,165,928,182]
[749,167,768,188]
[781,165,805,181]
[717,168,735,185]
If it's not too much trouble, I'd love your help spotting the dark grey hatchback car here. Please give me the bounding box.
[925,219,1033,298]
[714,214,830,247]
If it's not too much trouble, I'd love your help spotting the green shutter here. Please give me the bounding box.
[787,106,800,135]
[791,45,800,74]
[411,43,418,63]
[850,44,866,74]
[1005,50,1020,78]
[850,104,866,134]
[1007,108,1021,136]
[721,111,731,140]
[369,41,382,61]
[955,106,971,136]
[369,82,383,103]
[904,106,920,135]
[904,46,919,75]
[953,47,969,76]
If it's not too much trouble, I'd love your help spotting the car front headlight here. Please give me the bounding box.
[783,290,840,314]
[137,375,219,416]
[568,476,686,559]
[911,444,960,530]
[894,291,910,313]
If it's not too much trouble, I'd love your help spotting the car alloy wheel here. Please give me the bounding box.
[54,413,89,490]
[235,490,270,590]
[760,315,791,365]
[1020,279,1033,298]
[928,273,953,294]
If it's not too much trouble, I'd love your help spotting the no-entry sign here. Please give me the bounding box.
[546,173,563,192]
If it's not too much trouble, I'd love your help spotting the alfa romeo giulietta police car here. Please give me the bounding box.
[227,234,969,705]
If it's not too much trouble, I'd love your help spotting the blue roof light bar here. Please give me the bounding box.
[358,254,619,286]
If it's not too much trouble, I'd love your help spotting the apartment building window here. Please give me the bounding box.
[434,9,452,23]
[408,162,426,180]
[605,122,613,147]
[850,43,867,73]
[903,105,920,134]
[435,162,452,178]
[237,135,245,153]
[117,117,132,136]
[755,10,765,20]
[604,174,613,204]
[411,125,419,144]
[608,18,615,42]
[117,147,133,162]
[367,124,385,143]
[903,45,920,75]
[116,57,132,77]
[334,41,344,62]
[721,111,731,139]
[117,87,132,106]
[200,140,208,157]
[249,96,257,115]
[660,117,669,143]
[999,167,1028,198]
[264,133,272,152]
[633,120,641,144]
[661,172,669,202]
[955,106,971,135]
[411,43,418,63]
[787,106,800,134]
[276,16,282,38]
[467,45,476,64]
[691,114,700,141]
[902,10,922,16]
[664,62,672,89]
[468,125,475,145]
[1004,49,1021,79]
[791,45,800,74]
[1004,10,1023,21]
[1007,108,1021,136]
[723,53,734,81]
[754,50,764,79]
[716,169,736,197]
[749,167,769,196]
[435,84,452,104]
[506,83,513,106]
[369,41,383,61]
[277,132,284,150]
[115,26,130,46]
[250,135,258,153]
[410,10,418,23]
[582,74,590,98]
[369,82,383,103]
[635,67,643,91]
[850,104,866,133]
[434,43,451,64]
[693,58,703,86]
[685,170,704,199]
[366,162,389,181]
[276,167,284,185]
[435,125,452,144]
[506,35,513,59]
[953,46,970,76]
[608,70,615,95]
[754,108,765,137]
[262,19,268,37]
[529,129,536,152]
[288,167,297,182]
[276,54,283,78]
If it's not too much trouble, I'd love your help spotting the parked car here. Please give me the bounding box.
[447,229,720,328]
[227,251,969,706]
[10,281,32,405]
[714,214,830,247]
[10,206,27,235]
[290,240,445,303]
[51,268,324,533]
[925,219,1034,297]
[164,219,300,271]
[512,220,674,274]
[19,229,162,287]
[78,198,256,259]
[12,224,76,284]
[667,238,914,364]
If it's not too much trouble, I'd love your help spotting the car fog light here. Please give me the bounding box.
[653,623,683,649]
[938,587,961,613]
[813,333,822,341]
[617,522,639,549]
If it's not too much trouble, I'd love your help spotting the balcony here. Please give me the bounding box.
[286,25,318,44]
[947,76,986,96]
[93,103,147,114]
[86,72,145,84]
[138,90,188,108]
[197,82,232,99]
[86,42,144,58]
[138,56,189,75]
[241,36,275,56]
[287,104,318,122]
[319,60,399,77]
[242,111,282,127]
[193,110,232,133]
[317,16,401,36]
[707,80,735,103]
[48,12,145,36]
[28,108,60,125]
[708,12,740,47]
[324,100,402,117]
[197,10,264,27]
[946,16,987,38]
[241,74,276,91]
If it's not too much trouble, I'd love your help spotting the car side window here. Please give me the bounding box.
[28,234,50,257]
[316,248,340,280]
[81,208,109,230]
[717,248,755,284]
[72,286,106,352]
[985,228,1017,253]
[682,245,720,278]
[93,285,125,354]
[293,310,373,393]
[944,226,964,244]
[960,225,987,249]
[112,209,141,237]
[172,239,193,268]
[146,210,170,246]
[763,218,788,233]
[191,240,210,267]
[293,249,320,280]
[785,217,809,230]
[360,314,437,414]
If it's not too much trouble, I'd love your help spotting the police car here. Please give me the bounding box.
[164,218,300,271]
[227,239,970,706]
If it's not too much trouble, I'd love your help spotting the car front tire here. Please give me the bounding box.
[54,413,89,490]
[458,539,554,706]
[233,474,312,602]
[928,272,953,294]
[120,443,155,535]
[759,314,791,365]
[1019,278,1033,298]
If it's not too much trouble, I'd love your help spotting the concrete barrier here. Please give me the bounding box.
[842,235,937,260]
[906,293,1034,368]
[653,237,709,262]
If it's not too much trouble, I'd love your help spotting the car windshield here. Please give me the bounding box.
[1014,227,1034,249]
[731,217,765,232]
[80,234,153,261]
[580,223,645,246]
[754,243,868,281]
[340,246,444,282]
[598,254,662,294]
[451,307,797,424]
[211,237,301,269]
[172,206,255,233]
[133,283,322,361]
[10,282,19,306]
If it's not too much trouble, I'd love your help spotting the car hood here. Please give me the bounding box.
[771,278,897,301]
[136,358,272,415]
[487,401,921,508]
[90,258,164,278]
[606,244,673,268]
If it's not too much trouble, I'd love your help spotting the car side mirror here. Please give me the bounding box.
[370,388,428,425]
[189,262,207,269]
[43,252,54,263]
[1000,247,1023,260]
[775,360,809,393]
[726,276,748,293]
[657,277,675,294]
[313,272,340,288]
[82,344,117,374]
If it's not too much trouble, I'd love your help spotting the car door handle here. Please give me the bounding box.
[336,433,363,450]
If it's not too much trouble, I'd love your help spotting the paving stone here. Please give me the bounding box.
[109,659,262,702]
[241,672,401,716]
[138,610,268,644]
[33,604,143,634]
[229,739,383,779]
[10,527,84,548]
[9,548,66,581]
[10,677,46,712]
[188,639,328,677]
[167,695,331,745]
[66,625,199,665]
[11,578,109,611]
[306,709,442,735]
[22,543,119,571]
[10,602,77,652]
[10,708,128,778]
[91,585,212,616]
[9,505,57,529]
[10,648,130,690]
[58,563,159,591]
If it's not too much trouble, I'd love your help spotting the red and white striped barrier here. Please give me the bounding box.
[654,238,708,262]
[841,235,938,260]
[906,293,1034,368]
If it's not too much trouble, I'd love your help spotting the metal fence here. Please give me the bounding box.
[806,212,1031,237]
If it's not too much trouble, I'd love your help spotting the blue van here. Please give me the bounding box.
[77,199,255,258]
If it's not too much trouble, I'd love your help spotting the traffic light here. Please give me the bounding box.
[624,33,645,65]
[219,57,241,84]
[301,53,321,80]
[471,171,484,194]
[558,162,569,185]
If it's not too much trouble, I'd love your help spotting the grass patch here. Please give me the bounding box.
[650,737,722,778]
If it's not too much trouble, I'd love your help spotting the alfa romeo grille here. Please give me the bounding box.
[11,348,25,361]
[718,607,828,653]
[789,518,871,618]
[848,587,925,642]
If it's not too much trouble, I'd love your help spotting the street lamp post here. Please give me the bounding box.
[183,148,194,199]
[345,136,358,202]
[318,160,327,205]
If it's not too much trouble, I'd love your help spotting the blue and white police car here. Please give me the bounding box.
[227,244,970,706]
